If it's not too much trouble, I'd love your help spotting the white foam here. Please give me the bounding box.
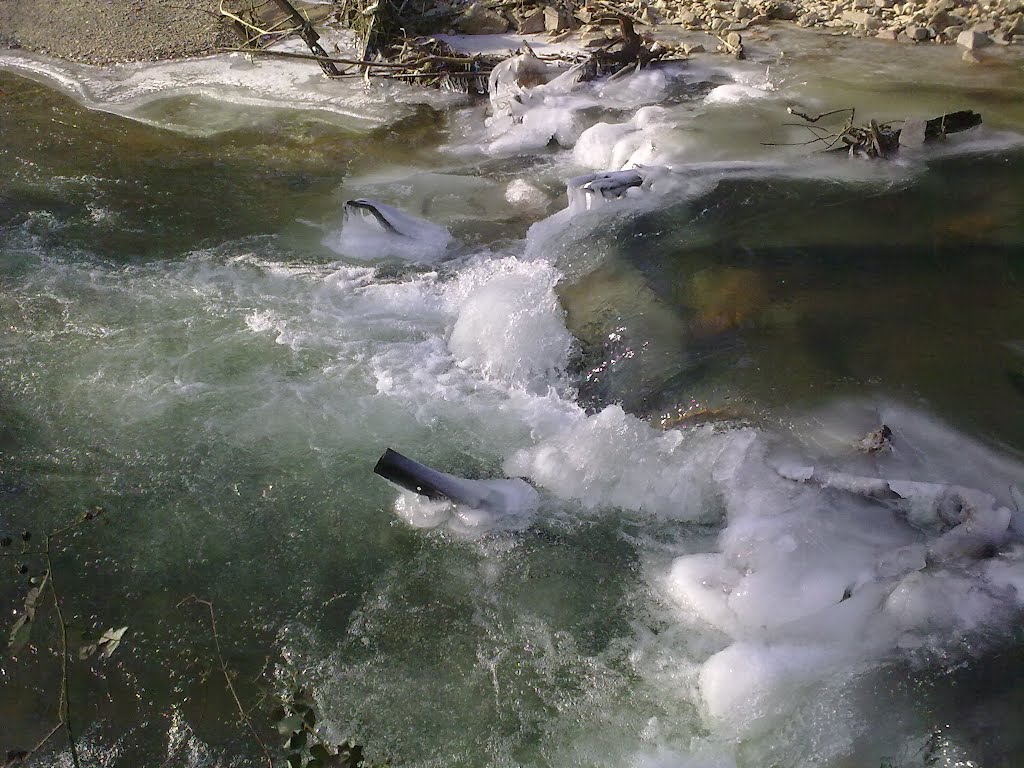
[445,257,572,389]
[504,178,549,210]
[391,478,540,537]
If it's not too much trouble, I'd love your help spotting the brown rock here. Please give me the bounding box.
[456,2,510,34]
[957,27,992,47]
[544,6,572,33]
[843,9,883,27]
[1005,13,1024,34]
[518,8,546,34]
[769,0,799,19]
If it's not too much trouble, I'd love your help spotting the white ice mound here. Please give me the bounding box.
[573,106,680,171]
[703,83,775,105]
[446,259,573,389]
[324,199,453,263]
[484,55,679,156]
[484,54,590,154]
[656,404,1024,737]
[488,50,569,120]
[392,478,540,537]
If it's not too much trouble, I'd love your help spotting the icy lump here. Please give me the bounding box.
[657,406,1024,736]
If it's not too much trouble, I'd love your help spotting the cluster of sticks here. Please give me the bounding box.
[770,106,983,158]
[219,0,682,91]
[220,0,503,87]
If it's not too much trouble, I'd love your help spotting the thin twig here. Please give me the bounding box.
[178,597,273,768]
[5,723,61,768]
[4,510,103,767]
[220,45,482,69]
[786,106,855,124]
[45,544,80,768]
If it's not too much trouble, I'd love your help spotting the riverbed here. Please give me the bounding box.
[2,27,1024,768]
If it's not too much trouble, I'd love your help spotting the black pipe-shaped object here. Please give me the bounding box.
[373,448,539,515]
[374,448,488,508]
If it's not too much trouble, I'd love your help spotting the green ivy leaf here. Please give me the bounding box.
[79,643,98,660]
[309,745,331,761]
[286,729,308,751]
[9,614,32,655]
[278,713,304,737]
[8,570,49,654]
[97,626,128,658]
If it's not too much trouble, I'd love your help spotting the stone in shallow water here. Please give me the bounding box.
[957,27,992,47]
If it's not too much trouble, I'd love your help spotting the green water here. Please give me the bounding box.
[1,36,1024,768]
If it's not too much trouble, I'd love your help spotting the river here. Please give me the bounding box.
[1,27,1024,768]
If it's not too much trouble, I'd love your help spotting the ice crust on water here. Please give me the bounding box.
[0,46,457,134]
[498,388,1024,740]
[661,406,1024,737]
[324,200,453,263]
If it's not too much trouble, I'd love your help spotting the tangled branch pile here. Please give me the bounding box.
[778,107,983,158]
[219,0,684,92]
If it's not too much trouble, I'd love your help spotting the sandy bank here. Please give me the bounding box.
[0,0,231,64]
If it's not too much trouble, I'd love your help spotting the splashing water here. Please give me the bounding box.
[2,27,1024,768]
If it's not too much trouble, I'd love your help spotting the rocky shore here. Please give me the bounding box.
[451,0,1024,58]
[0,0,1021,65]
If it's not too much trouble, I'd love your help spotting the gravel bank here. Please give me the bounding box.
[0,0,233,64]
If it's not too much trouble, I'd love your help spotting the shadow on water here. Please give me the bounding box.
[572,150,1024,449]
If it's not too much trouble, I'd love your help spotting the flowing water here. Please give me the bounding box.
[2,27,1024,768]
